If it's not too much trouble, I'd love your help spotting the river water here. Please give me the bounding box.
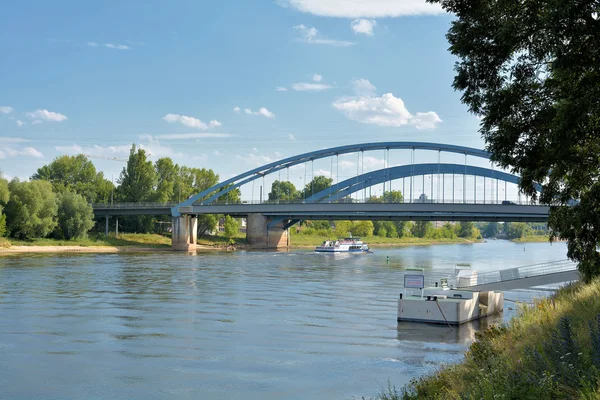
[0,240,569,399]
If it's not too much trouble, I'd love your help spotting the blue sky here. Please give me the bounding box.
[1,0,496,199]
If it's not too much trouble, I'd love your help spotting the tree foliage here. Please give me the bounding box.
[268,180,299,202]
[55,191,95,240]
[302,176,333,199]
[117,145,157,202]
[5,180,58,240]
[368,190,404,203]
[429,0,600,278]
[411,221,433,238]
[31,154,114,203]
[223,215,239,241]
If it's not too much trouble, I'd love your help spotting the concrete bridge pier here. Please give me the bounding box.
[247,214,289,249]
[172,215,198,251]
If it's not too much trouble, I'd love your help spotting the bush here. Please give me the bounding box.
[5,180,58,240]
[54,191,95,240]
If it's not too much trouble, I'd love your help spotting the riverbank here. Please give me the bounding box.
[380,275,600,399]
[511,235,552,243]
[0,233,250,255]
[290,234,480,248]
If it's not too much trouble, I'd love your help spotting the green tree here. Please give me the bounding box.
[302,176,333,200]
[198,215,219,237]
[429,0,600,277]
[505,222,532,240]
[268,180,299,202]
[117,145,157,202]
[482,222,500,238]
[55,191,95,239]
[223,215,239,242]
[154,157,178,203]
[411,221,433,238]
[351,221,374,237]
[458,221,475,238]
[31,154,114,203]
[116,145,157,233]
[0,176,8,237]
[334,220,352,237]
[374,221,399,238]
[5,180,58,239]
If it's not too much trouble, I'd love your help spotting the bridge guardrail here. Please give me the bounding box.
[92,202,178,208]
[200,199,540,206]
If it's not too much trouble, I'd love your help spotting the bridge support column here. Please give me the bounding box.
[247,214,289,249]
[172,215,198,252]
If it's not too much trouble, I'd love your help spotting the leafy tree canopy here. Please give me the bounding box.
[55,191,95,240]
[31,154,114,203]
[268,180,300,202]
[302,176,333,200]
[117,145,157,202]
[5,180,58,240]
[429,0,600,278]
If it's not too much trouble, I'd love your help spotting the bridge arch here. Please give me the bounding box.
[172,142,492,216]
[304,163,542,203]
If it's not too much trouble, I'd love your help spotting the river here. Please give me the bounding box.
[0,240,569,399]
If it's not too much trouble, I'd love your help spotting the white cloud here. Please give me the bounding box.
[288,133,296,141]
[0,106,14,114]
[140,133,232,141]
[252,147,259,152]
[312,73,323,82]
[86,42,99,47]
[275,86,288,92]
[104,43,130,50]
[352,78,377,96]
[32,120,42,125]
[0,146,44,159]
[294,24,355,47]
[0,137,29,143]
[314,169,332,178]
[233,106,241,113]
[351,19,377,36]
[26,109,68,122]
[55,144,131,157]
[291,82,334,92]
[332,79,442,129]
[16,120,24,127]
[162,113,222,130]
[243,107,276,118]
[55,142,183,159]
[236,151,283,167]
[213,150,223,156]
[281,0,444,18]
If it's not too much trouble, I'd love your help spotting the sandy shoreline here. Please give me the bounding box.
[0,246,174,255]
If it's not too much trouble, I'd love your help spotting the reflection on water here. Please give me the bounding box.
[0,241,568,400]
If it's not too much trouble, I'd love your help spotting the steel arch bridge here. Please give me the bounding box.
[172,141,537,216]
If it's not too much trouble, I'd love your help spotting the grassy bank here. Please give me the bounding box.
[290,233,478,248]
[512,235,551,243]
[3,233,172,248]
[378,277,600,399]
[197,232,248,247]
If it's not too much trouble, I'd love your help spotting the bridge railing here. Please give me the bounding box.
[201,199,540,206]
[458,259,577,288]
[92,202,179,208]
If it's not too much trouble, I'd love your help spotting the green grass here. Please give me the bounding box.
[379,277,600,400]
[197,232,248,247]
[512,234,552,243]
[289,232,477,247]
[6,233,172,248]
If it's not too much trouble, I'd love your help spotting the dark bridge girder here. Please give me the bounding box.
[172,142,493,216]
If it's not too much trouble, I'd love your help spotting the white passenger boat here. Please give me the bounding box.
[315,235,370,253]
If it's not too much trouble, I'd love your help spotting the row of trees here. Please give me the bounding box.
[0,145,236,240]
[0,178,94,240]
[297,220,481,240]
[479,222,549,240]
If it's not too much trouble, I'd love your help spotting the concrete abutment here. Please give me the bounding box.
[246,214,289,249]
[172,215,198,251]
